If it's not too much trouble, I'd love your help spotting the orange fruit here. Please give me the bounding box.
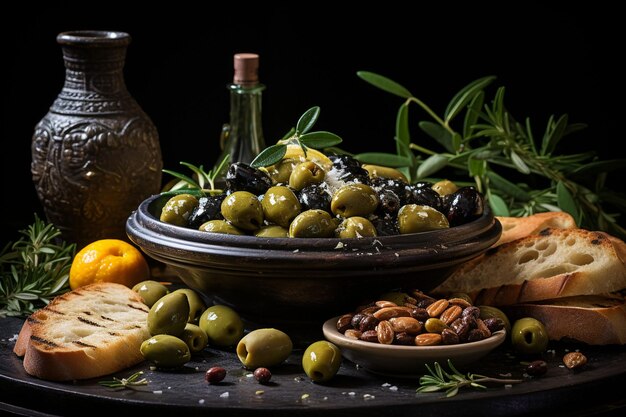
[69,239,150,290]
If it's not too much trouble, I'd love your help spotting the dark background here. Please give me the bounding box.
[1,3,623,242]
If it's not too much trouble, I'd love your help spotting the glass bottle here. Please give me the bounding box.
[215,53,266,186]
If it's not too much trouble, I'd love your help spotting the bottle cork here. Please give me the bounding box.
[233,53,259,86]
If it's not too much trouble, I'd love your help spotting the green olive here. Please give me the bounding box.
[289,209,336,238]
[236,328,293,369]
[302,340,342,382]
[336,216,377,238]
[510,317,549,354]
[132,280,169,308]
[289,161,326,191]
[180,323,209,353]
[147,292,190,337]
[160,194,199,226]
[221,191,264,231]
[432,179,459,196]
[254,225,289,238]
[479,305,512,334]
[397,204,449,234]
[199,305,244,347]
[198,220,244,235]
[266,158,299,184]
[172,288,206,324]
[140,334,191,368]
[362,164,408,182]
[331,183,379,217]
[261,186,302,228]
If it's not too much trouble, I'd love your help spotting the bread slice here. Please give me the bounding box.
[495,212,576,247]
[434,228,626,306]
[503,294,626,345]
[13,282,150,381]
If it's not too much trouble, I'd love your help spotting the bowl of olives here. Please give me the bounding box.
[127,153,501,333]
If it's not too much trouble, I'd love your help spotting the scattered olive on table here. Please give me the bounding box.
[205,366,227,384]
[510,317,549,355]
[148,292,190,337]
[526,360,548,376]
[172,288,207,324]
[199,305,245,347]
[180,323,209,353]
[140,334,192,369]
[158,154,486,238]
[132,280,169,308]
[236,328,293,369]
[253,367,272,384]
[302,340,342,382]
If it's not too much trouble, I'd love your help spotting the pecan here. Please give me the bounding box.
[360,306,381,315]
[359,315,380,332]
[414,333,442,346]
[336,314,354,333]
[373,306,411,320]
[440,305,463,325]
[376,320,394,345]
[360,330,379,343]
[426,299,450,317]
[448,297,471,308]
[375,300,397,308]
[441,328,460,345]
[563,352,587,369]
[344,329,362,340]
[389,317,422,334]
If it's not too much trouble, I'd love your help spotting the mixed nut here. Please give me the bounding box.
[336,290,505,346]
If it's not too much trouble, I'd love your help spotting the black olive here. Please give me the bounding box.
[376,189,401,217]
[404,185,442,212]
[372,216,400,236]
[226,162,272,195]
[370,177,408,197]
[188,195,226,229]
[297,184,332,212]
[413,181,434,189]
[446,186,485,226]
[329,154,361,171]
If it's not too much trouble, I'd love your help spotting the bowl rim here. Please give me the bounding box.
[129,193,501,251]
[322,316,506,354]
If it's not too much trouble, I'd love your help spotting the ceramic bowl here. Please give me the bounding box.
[126,194,501,328]
[322,317,506,376]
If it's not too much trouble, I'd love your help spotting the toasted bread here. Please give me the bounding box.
[13,282,150,381]
[503,294,626,345]
[495,212,576,247]
[434,228,626,306]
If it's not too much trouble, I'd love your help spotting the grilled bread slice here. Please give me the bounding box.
[13,282,150,381]
[434,228,626,306]
[503,294,626,345]
[495,212,576,247]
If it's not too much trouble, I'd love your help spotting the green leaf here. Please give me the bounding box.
[299,131,342,148]
[280,127,296,142]
[395,103,411,157]
[468,158,486,177]
[557,181,582,223]
[452,133,462,153]
[162,169,201,190]
[444,76,496,122]
[571,159,626,176]
[417,154,448,179]
[489,194,510,216]
[357,71,413,99]
[510,151,531,174]
[419,121,454,153]
[250,144,287,168]
[463,91,485,138]
[486,171,532,201]
[541,114,569,156]
[180,162,210,189]
[355,152,412,167]
[296,107,320,135]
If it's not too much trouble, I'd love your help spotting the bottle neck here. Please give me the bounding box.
[226,83,266,164]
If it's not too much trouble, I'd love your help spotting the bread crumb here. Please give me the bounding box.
[381,383,391,387]
[334,242,344,249]
[153,390,162,395]
[198,399,205,404]
[301,394,310,400]
[293,249,299,253]
[220,392,230,398]
[246,373,254,378]
[389,386,398,391]
[8,334,18,342]
[294,377,304,382]
[348,392,356,396]
[323,396,328,400]
[505,385,513,389]
[256,390,264,395]
[499,373,512,377]
[364,394,375,400]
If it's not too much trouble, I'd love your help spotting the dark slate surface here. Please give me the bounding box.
[1,317,625,417]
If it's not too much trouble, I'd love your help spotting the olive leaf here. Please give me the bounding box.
[299,131,342,148]
[489,193,510,216]
[540,114,569,156]
[296,106,320,134]
[463,91,484,138]
[417,154,448,179]
[444,75,496,123]
[396,102,411,158]
[355,152,412,167]
[557,181,582,224]
[357,71,413,99]
[250,144,287,168]
[419,121,454,153]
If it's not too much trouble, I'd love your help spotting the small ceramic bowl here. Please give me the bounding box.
[126,194,501,329]
[322,317,506,376]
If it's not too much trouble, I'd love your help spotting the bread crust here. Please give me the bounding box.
[495,212,576,247]
[503,296,626,345]
[13,282,150,381]
[435,228,626,306]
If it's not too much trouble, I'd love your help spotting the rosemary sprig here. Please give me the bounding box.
[416,360,522,398]
[162,153,231,197]
[0,215,75,318]
[250,106,343,168]
[98,371,148,390]
[358,72,626,239]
